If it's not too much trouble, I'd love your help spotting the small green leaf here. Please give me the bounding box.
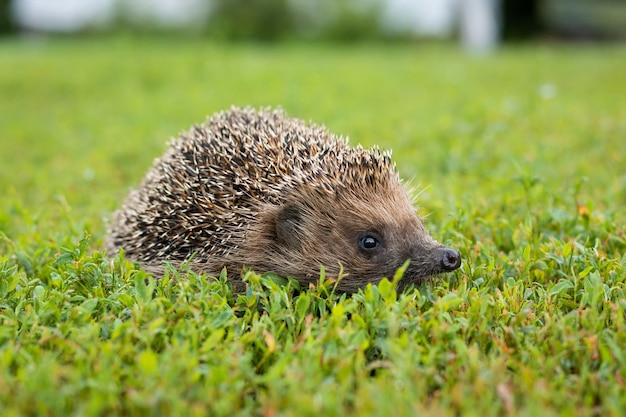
[80,299,98,315]
[522,245,531,262]
[562,242,572,258]
[548,280,573,296]
[579,266,594,279]
[295,294,311,318]
[33,285,45,300]
[378,278,397,304]
[262,273,289,287]
[117,293,134,308]
[53,253,73,267]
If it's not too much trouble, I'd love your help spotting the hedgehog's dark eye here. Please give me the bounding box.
[359,234,381,251]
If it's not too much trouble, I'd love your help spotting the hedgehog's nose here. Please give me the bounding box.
[438,247,461,271]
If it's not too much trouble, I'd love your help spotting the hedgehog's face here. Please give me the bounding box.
[247,184,461,293]
[317,197,462,292]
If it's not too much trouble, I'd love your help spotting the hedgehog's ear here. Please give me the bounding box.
[276,204,302,249]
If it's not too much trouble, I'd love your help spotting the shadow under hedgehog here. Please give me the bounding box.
[106,107,461,292]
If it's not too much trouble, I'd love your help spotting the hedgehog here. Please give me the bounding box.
[105,107,461,292]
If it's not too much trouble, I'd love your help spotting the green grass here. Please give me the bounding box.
[1,36,625,416]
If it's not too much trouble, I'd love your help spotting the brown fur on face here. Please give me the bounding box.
[240,177,445,292]
[106,107,461,292]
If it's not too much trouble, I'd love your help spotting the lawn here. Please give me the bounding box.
[0,36,625,416]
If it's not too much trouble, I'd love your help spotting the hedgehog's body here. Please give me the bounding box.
[106,107,461,292]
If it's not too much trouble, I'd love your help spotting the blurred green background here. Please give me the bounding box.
[3,0,626,40]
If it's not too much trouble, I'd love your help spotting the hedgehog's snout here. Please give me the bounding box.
[436,247,462,272]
